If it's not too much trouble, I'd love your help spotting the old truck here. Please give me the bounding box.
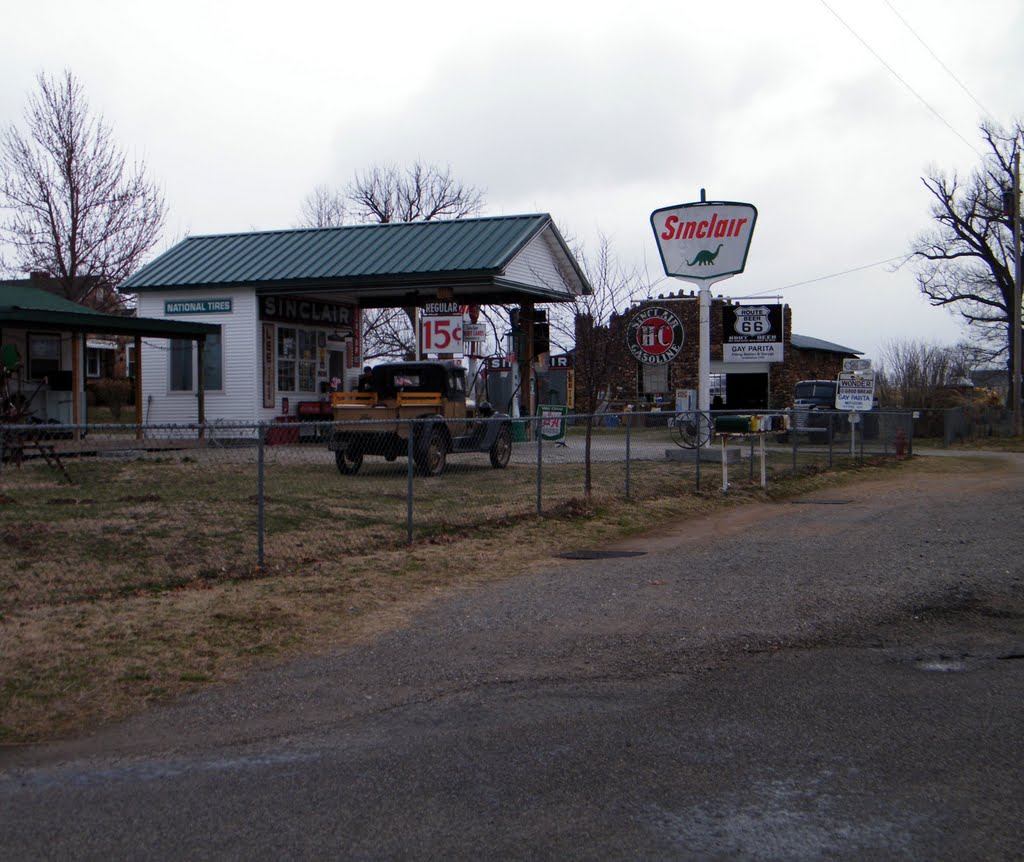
[327,361,514,476]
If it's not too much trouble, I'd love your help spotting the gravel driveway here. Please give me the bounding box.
[3,452,1023,860]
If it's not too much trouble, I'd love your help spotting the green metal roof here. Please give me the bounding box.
[120,214,590,303]
[0,282,219,339]
[0,282,105,315]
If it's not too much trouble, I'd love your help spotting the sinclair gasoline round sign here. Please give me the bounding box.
[627,306,684,365]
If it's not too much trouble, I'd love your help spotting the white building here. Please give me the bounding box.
[120,215,590,425]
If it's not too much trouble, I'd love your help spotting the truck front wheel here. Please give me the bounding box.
[489,426,512,469]
[415,429,447,476]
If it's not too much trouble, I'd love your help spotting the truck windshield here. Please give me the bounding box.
[795,383,835,400]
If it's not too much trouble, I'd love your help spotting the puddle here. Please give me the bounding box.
[914,659,968,673]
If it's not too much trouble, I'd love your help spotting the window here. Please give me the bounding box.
[86,348,103,378]
[202,333,222,391]
[276,326,319,393]
[710,373,726,403]
[169,339,193,391]
[126,342,136,380]
[169,335,223,392]
[277,327,296,392]
[28,333,61,381]
[640,363,669,396]
[297,329,317,393]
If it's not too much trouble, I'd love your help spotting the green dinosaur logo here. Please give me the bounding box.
[686,244,724,267]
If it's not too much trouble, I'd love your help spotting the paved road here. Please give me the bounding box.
[2,454,1023,860]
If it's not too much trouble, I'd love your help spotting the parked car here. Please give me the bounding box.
[794,380,845,435]
[778,379,879,441]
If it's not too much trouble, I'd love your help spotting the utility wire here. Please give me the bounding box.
[748,255,906,296]
[883,0,996,122]
[818,0,981,156]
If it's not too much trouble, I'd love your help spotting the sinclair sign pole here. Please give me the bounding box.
[650,191,757,412]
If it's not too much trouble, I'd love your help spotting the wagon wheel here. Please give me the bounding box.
[672,411,713,449]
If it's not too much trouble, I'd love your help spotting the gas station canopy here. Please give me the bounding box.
[120,214,591,307]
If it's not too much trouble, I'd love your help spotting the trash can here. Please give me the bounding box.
[512,420,528,442]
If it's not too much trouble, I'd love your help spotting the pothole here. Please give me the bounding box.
[557,550,648,560]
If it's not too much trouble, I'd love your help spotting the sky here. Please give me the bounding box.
[2,0,1022,364]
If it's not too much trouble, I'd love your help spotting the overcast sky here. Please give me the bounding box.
[3,0,1022,363]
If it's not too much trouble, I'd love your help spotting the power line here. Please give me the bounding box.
[818,0,981,156]
[747,255,906,296]
[883,0,996,122]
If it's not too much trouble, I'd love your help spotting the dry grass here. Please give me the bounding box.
[0,449,980,746]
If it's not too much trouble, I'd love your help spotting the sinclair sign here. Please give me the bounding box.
[650,201,757,280]
[626,305,684,365]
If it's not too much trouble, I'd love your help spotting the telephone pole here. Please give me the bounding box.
[1013,150,1022,436]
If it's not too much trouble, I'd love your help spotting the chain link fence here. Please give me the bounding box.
[0,410,915,584]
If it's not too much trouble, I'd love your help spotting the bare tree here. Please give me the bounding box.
[875,339,975,407]
[346,161,484,224]
[548,234,648,496]
[297,183,347,229]
[297,161,486,360]
[0,70,166,310]
[907,120,1023,372]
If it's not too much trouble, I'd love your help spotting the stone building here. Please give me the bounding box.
[574,291,861,412]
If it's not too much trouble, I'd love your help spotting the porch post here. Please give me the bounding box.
[134,335,143,440]
[196,337,206,437]
[70,332,82,442]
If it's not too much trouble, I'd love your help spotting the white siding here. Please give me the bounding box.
[137,288,261,424]
[503,228,577,296]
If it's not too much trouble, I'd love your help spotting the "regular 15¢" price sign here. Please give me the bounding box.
[420,314,463,353]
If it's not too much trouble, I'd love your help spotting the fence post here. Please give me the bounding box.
[536,416,543,515]
[625,418,631,500]
[695,419,702,492]
[257,422,265,569]
[791,408,798,473]
[407,419,415,545]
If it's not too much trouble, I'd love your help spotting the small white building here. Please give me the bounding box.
[120,215,589,426]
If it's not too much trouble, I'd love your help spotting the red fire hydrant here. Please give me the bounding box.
[894,429,908,459]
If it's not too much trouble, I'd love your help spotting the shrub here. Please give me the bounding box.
[91,378,133,420]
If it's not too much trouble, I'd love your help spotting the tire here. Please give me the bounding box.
[335,443,363,475]
[415,429,447,477]
[489,426,512,469]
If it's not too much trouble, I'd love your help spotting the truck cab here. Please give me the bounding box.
[328,361,513,476]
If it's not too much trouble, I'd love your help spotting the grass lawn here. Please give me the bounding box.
[0,448,998,745]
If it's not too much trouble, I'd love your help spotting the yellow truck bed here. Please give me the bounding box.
[330,391,445,427]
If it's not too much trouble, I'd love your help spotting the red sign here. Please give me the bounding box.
[626,306,684,365]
